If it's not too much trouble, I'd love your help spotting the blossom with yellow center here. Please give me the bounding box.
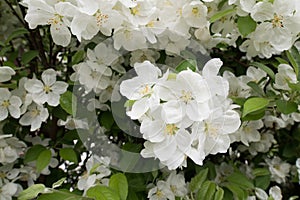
[272,14,283,28]
[165,124,178,135]
[180,90,193,103]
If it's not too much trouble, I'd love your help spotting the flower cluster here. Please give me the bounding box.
[22,0,300,59]
[120,59,241,169]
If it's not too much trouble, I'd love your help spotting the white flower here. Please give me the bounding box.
[19,103,49,131]
[57,116,89,130]
[11,77,33,115]
[0,182,18,200]
[24,0,72,46]
[148,181,175,200]
[158,69,211,124]
[233,120,263,146]
[296,158,300,184]
[266,157,291,184]
[191,108,240,156]
[25,69,68,106]
[0,136,26,164]
[166,172,187,197]
[182,1,208,28]
[255,186,282,200]
[274,64,297,90]
[250,0,300,52]
[77,155,111,194]
[245,132,274,156]
[113,25,147,51]
[0,88,22,121]
[120,61,162,119]
[0,66,15,82]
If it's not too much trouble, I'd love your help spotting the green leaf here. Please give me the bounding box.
[247,81,265,97]
[18,184,46,200]
[226,171,254,190]
[59,148,78,164]
[5,28,29,44]
[242,97,269,118]
[214,187,224,200]
[24,145,46,164]
[250,62,275,80]
[254,175,271,190]
[100,112,115,130]
[38,191,88,200]
[175,59,197,72]
[21,50,39,65]
[223,182,247,200]
[275,57,289,65]
[52,178,66,189]
[242,110,265,121]
[287,46,300,80]
[60,91,76,115]
[253,168,270,177]
[197,181,216,200]
[237,15,256,37]
[109,173,128,200]
[36,149,52,173]
[288,82,300,91]
[86,185,120,200]
[209,8,236,23]
[72,50,85,65]
[276,100,298,114]
[189,168,209,192]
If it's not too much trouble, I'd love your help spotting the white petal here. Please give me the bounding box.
[25,79,44,93]
[127,97,148,119]
[50,23,71,47]
[0,106,8,121]
[51,81,68,94]
[42,69,56,86]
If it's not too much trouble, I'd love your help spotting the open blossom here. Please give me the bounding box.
[0,66,15,82]
[0,135,27,164]
[19,103,49,131]
[266,157,291,184]
[274,64,298,90]
[0,88,22,121]
[77,155,111,194]
[24,69,68,107]
[120,61,162,119]
[121,59,241,169]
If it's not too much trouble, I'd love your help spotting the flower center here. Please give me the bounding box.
[170,185,177,193]
[130,4,141,16]
[205,122,218,138]
[156,189,164,197]
[95,10,109,27]
[272,14,283,28]
[165,124,178,135]
[47,13,63,25]
[140,84,152,96]
[43,85,52,94]
[192,7,199,16]
[1,100,10,108]
[31,108,41,117]
[180,90,193,103]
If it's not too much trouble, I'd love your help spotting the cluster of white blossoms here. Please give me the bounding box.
[120,59,241,169]
[22,0,300,59]
[0,66,68,131]
[147,171,187,200]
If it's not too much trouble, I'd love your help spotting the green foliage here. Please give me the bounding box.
[60,91,76,115]
[175,59,197,72]
[237,15,257,37]
[36,149,52,172]
[59,148,78,164]
[242,97,269,118]
[86,185,120,200]
[209,8,236,23]
[18,184,46,200]
[276,100,298,114]
[24,144,46,164]
[21,50,39,65]
[109,173,128,200]
[189,168,209,192]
